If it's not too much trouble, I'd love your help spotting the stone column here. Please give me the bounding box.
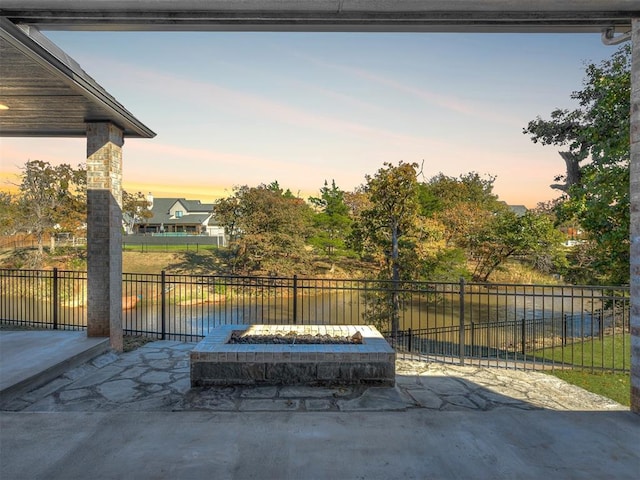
[86,122,124,352]
[631,18,640,413]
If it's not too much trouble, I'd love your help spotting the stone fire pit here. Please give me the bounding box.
[190,324,395,387]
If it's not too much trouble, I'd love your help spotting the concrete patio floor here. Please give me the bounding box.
[0,329,109,404]
[0,330,638,479]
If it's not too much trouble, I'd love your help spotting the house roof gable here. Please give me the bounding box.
[145,197,214,225]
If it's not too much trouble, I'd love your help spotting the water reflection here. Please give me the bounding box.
[2,285,626,350]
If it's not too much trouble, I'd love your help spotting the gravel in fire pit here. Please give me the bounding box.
[228,330,363,345]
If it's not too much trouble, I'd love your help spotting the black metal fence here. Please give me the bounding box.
[123,233,226,251]
[0,269,630,372]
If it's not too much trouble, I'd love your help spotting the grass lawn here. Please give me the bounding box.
[122,244,219,253]
[546,369,630,407]
[534,333,630,371]
[535,333,631,407]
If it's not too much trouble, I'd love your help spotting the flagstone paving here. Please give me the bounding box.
[0,340,626,413]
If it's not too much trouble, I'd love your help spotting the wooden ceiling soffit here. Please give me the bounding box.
[0,17,155,138]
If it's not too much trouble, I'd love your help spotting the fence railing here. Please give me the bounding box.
[0,234,86,251]
[123,233,226,251]
[0,234,41,251]
[0,269,630,372]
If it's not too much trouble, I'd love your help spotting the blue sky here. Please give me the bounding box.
[0,31,616,206]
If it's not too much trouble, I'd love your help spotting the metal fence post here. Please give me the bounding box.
[470,321,475,357]
[459,277,465,365]
[292,275,298,324]
[52,267,58,330]
[521,318,526,356]
[598,312,604,341]
[161,270,166,340]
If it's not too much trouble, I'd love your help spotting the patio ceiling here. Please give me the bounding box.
[0,17,154,138]
[0,0,636,33]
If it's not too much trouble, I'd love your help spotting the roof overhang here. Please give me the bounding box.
[0,0,637,33]
[0,16,155,138]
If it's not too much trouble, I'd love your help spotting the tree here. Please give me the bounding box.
[264,180,296,199]
[308,180,352,257]
[470,210,566,282]
[122,191,152,234]
[212,190,245,244]
[419,172,505,248]
[0,192,17,236]
[416,172,567,281]
[350,162,421,336]
[416,172,507,279]
[213,183,313,275]
[524,45,631,284]
[419,172,500,216]
[16,160,86,256]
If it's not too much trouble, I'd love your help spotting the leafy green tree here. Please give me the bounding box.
[16,160,86,256]
[419,172,505,247]
[265,180,296,199]
[417,172,507,279]
[350,162,419,277]
[350,162,422,336]
[212,192,242,244]
[0,192,17,236]
[419,172,500,217]
[417,172,567,281]
[524,45,630,284]
[470,210,567,282]
[213,183,313,275]
[343,188,371,219]
[308,180,352,257]
[122,191,153,234]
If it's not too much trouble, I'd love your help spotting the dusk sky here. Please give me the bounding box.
[0,30,616,207]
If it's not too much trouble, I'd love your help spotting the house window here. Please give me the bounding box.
[175,210,183,218]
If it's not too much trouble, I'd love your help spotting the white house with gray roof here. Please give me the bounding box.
[136,195,225,243]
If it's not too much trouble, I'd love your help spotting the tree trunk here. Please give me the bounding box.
[391,222,400,339]
[551,151,582,192]
[36,232,44,256]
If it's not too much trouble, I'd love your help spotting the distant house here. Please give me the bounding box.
[135,195,226,244]
[506,204,528,217]
[496,202,528,216]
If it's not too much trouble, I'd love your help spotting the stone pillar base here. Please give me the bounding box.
[86,122,124,352]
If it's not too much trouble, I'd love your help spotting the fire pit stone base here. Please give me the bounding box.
[190,324,395,387]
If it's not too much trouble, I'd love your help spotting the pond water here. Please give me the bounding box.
[1,285,620,347]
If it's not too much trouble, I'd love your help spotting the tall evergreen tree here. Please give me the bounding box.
[309,180,352,257]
